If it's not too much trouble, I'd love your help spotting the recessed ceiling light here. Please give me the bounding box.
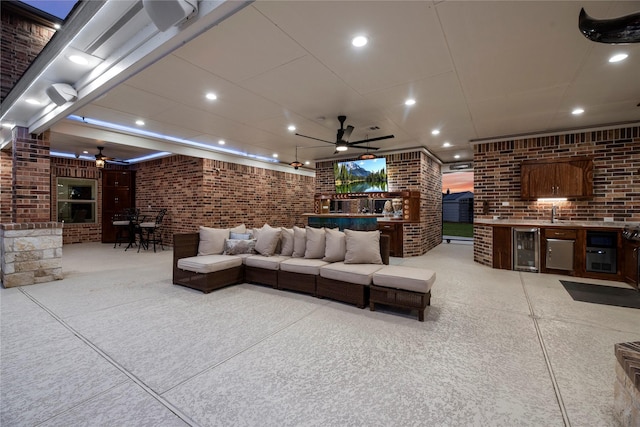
[572,108,584,115]
[352,36,368,47]
[272,153,278,158]
[454,154,461,159]
[25,98,41,105]
[68,55,88,65]
[205,93,217,100]
[305,161,310,165]
[405,99,416,106]
[288,125,296,131]
[82,150,89,154]
[218,139,225,145]
[53,23,61,30]
[443,142,451,147]
[431,129,440,135]
[135,120,145,126]
[609,53,628,63]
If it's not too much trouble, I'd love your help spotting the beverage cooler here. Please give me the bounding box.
[513,228,540,272]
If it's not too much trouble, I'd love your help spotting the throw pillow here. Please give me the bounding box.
[230,232,252,240]
[344,229,383,264]
[230,224,247,234]
[255,225,282,256]
[223,238,256,255]
[304,226,326,259]
[280,227,294,256]
[292,226,306,258]
[323,228,346,262]
[198,226,229,255]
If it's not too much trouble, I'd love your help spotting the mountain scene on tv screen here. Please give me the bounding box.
[334,160,388,193]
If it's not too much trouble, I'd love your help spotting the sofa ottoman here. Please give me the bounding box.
[245,255,290,288]
[317,262,385,309]
[371,265,436,321]
[175,255,244,293]
[278,258,330,296]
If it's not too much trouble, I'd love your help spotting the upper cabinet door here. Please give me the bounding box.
[521,157,593,200]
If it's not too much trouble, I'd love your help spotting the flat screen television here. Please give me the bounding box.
[334,158,388,193]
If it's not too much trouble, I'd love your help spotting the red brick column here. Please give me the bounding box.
[11,127,51,223]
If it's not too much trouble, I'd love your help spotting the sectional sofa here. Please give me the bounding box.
[172,224,435,321]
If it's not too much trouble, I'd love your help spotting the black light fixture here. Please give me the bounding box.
[289,146,304,169]
[94,146,108,169]
[335,140,348,152]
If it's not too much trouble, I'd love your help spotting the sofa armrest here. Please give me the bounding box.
[379,234,390,265]
[173,233,199,262]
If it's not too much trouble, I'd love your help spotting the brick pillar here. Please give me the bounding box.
[11,127,51,223]
[0,149,12,223]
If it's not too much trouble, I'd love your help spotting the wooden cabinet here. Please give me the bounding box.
[623,239,640,289]
[102,170,135,243]
[378,222,403,257]
[521,157,593,200]
[492,226,512,270]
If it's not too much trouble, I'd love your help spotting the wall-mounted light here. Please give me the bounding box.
[46,83,77,106]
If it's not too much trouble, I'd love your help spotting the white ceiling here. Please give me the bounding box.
[2,0,640,170]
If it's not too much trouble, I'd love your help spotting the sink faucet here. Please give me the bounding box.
[551,205,557,223]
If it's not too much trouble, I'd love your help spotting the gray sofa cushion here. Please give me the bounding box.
[246,255,290,270]
[178,255,242,274]
[280,258,329,275]
[319,262,385,285]
[373,265,436,293]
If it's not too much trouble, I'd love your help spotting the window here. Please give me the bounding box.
[57,178,97,223]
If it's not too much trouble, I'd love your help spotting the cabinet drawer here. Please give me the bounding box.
[378,223,398,230]
[544,228,577,239]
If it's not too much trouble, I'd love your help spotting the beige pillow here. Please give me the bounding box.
[304,226,326,259]
[344,229,383,264]
[231,224,247,234]
[292,226,307,258]
[280,227,294,256]
[198,226,229,255]
[255,225,282,256]
[323,228,346,262]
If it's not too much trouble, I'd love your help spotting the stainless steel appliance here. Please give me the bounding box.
[585,231,617,274]
[513,228,540,272]
[546,239,575,271]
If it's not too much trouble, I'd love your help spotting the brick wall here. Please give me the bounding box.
[316,150,442,256]
[473,124,640,265]
[1,5,56,102]
[50,158,102,244]
[0,150,12,223]
[134,155,315,246]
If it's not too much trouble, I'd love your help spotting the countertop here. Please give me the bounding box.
[475,218,638,229]
[303,213,409,222]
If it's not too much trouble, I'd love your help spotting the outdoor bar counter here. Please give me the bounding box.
[303,213,388,231]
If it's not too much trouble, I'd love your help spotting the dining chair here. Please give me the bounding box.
[138,208,167,252]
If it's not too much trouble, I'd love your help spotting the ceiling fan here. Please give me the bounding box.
[295,115,394,153]
[94,146,128,168]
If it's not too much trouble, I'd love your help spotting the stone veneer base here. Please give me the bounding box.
[614,341,640,427]
[0,222,63,287]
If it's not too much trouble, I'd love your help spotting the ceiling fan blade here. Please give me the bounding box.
[348,145,380,150]
[295,133,334,144]
[349,134,395,145]
[342,125,354,142]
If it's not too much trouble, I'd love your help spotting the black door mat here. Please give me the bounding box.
[560,280,640,309]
